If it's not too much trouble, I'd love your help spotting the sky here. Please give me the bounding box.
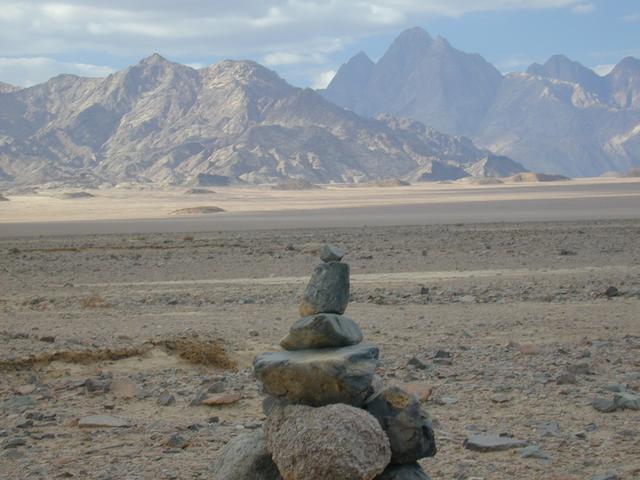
[0,0,639,88]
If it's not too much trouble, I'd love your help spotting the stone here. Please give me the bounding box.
[281,314,363,350]
[299,262,350,317]
[78,415,129,428]
[520,445,552,460]
[604,286,619,298]
[463,434,528,452]
[201,392,242,406]
[166,434,189,449]
[407,356,429,370]
[592,473,620,480]
[375,463,431,480]
[364,386,436,464]
[254,343,378,407]
[556,372,578,385]
[592,397,617,413]
[613,392,640,410]
[320,244,345,263]
[158,391,176,406]
[2,438,26,449]
[213,430,282,480]
[265,403,390,480]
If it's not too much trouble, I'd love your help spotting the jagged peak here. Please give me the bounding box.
[138,53,172,66]
[347,51,374,66]
[393,26,433,46]
[610,56,640,75]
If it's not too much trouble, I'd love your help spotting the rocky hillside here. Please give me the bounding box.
[322,27,640,177]
[0,81,19,94]
[0,55,522,186]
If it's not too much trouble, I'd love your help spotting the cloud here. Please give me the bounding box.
[571,3,595,14]
[621,13,640,22]
[0,57,114,87]
[0,1,587,86]
[312,70,336,89]
[593,64,615,76]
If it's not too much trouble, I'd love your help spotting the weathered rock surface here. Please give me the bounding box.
[212,430,283,480]
[265,403,391,480]
[375,463,431,480]
[280,313,363,350]
[299,262,350,317]
[365,386,436,464]
[254,343,378,406]
[320,244,345,263]
[463,434,528,452]
[78,415,129,428]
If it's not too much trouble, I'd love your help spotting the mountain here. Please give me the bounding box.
[324,27,503,135]
[321,27,640,177]
[0,81,19,94]
[320,51,374,110]
[0,54,519,186]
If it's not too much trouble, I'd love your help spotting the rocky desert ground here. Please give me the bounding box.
[1,218,639,479]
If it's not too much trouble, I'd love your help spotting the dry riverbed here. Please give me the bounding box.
[1,220,639,479]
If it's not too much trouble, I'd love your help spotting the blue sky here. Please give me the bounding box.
[0,0,639,88]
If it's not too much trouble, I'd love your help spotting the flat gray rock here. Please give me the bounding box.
[280,313,363,350]
[265,403,390,480]
[78,415,129,428]
[463,434,527,452]
[592,397,617,413]
[254,343,378,407]
[213,430,282,480]
[614,392,640,410]
[299,262,350,317]
[320,244,345,262]
[375,463,432,480]
[365,386,436,463]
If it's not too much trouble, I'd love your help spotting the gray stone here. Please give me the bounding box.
[166,434,189,449]
[556,372,578,385]
[520,445,552,460]
[592,397,617,413]
[375,463,431,480]
[614,392,640,410]
[265,403,390,480]
[158,391,176,406]
[365,386,436,464]
[603,383,627,393]
[2,438,26,449]
[213,430,282,480]
[320,244,345,262]
[463,434,528,452]
[254,343,378,407]
[280,313,363,350]
[592,472,620,480]
[78,415,129,428]
[299,262,350,317]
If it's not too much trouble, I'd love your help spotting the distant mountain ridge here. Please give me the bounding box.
[322,27,640,177]
[0,55,524,187]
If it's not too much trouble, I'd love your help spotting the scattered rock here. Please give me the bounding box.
[463,434,528,452]
[375,463,431,479]
[39,335,55,343]
[280,313,362,350]
[592,472,620,480]
[2,438,26,449]
[365,386,436,463]
[157,391,176,406]
[254,343,378,407]
[299,262,350,317]
[201,392,242,406]
[614,392,640,410]
[520,445,552,460]
[320,244,345,263]
[407,356,429,370]
[78,415,129,428]
[556,372,578,385]
[604,286,619,298]
[592,397,617,413]
[166,434,189,449]
[169,206,225,215]
[213,430,282,480]
[265,403,391,480]
[110,378,144,400]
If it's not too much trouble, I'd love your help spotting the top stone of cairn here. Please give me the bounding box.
[320,244,345,263]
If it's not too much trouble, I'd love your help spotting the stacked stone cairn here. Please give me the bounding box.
[213,244,437,479]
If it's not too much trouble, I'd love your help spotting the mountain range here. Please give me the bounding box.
[0,53,524,187]
[322,27,640,177]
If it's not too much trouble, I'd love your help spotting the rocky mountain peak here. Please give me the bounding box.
[0,81,20,94]
[527,55,604,95]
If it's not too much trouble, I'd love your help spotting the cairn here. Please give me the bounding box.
[214,244,437,480]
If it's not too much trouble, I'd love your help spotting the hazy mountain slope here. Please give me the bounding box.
[0,55,514,186]
[323,27,503,135]
[322,27,640,177]
[320,52,374,110]
[0,81,19,94]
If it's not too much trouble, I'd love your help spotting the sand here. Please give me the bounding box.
[1,218,640,479]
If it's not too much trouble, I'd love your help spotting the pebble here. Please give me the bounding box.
[520,445,552,460]
[463,434,528,452]
[201,392,242,406]
[78,415,130,428]
[158,391,176,406]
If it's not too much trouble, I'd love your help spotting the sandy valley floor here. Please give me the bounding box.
[0,218,639,479]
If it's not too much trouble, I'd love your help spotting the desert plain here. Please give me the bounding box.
[1,178,640,479]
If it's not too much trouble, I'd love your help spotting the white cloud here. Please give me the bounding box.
[0,57,114,87]
[312,70,336,89]
[593,64,615,76]
[571,3,595,14]
[0,0,588,86]
[622,13,640,22]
